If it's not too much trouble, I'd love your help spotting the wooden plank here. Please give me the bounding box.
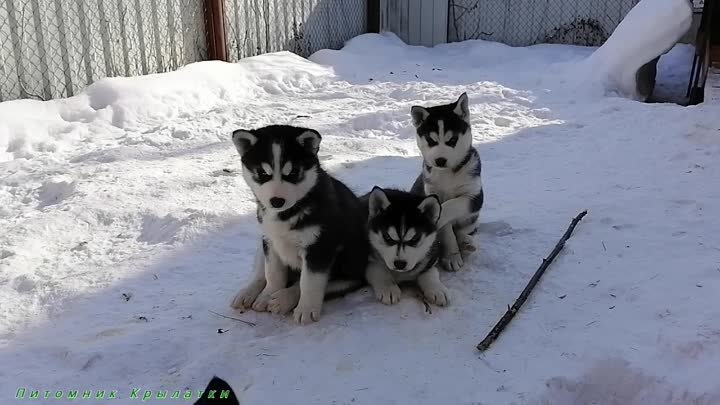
[432,0,448,45]
[704,67,720,104]
[408,0,420,44]
[419,0,433,46]
[399,0,409,43]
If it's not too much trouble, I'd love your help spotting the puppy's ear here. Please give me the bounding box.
[410,106,429,128]
[296,129,321,155]
[368,186,391,218]
[453,92,469,120]
[418,194,441,225]
[193,376,239,405]
[231,130,257,156]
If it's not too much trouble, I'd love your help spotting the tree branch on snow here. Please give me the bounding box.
[477,210,588,352]
[209,310,256,327]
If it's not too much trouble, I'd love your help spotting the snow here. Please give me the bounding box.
[2,31,720,404]
[581,0,693,100]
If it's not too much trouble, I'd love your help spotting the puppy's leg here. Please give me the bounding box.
[293,269,329,325]
[230,240,266,310]
[439,225,464,272]
[366,259,401,305]
[268,282,300,315]
[417,267,450,306]
[453,213,480,258]
[252,247,288,312]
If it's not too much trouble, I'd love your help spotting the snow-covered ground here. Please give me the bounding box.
[1,32,719,404]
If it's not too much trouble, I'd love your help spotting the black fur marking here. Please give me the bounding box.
[472,154,483,177]
[261,238,269,256]
[240,125,319,182]
[453,148,476,173]
[470,190,484,213]
[281,165,304,184]
[363,189,439,236]
[413,99,470,145]
[410,173,425,196]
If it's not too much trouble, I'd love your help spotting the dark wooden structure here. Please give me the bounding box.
[688,0,720,103]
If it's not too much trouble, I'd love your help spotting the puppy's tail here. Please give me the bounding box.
[324,279,367,301]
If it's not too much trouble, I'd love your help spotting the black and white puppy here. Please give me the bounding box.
[229,125,368,324]
[363,187,450,306]
[410,93,484,272]
[194,376,240,405]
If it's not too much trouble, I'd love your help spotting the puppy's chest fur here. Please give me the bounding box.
[259,208,319,270]
[423,168,479,201]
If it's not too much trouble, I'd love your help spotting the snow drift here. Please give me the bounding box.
[583,0,693,100]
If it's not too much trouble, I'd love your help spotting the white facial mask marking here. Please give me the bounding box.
[387,227,399,241]
[242,142,319,213]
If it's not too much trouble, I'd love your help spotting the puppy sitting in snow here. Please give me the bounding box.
[410,93,484,272]
[229,125,368,324]
[362,186,450,306]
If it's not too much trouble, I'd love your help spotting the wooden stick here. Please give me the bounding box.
[477,210,588,351]
[209,310,256,327]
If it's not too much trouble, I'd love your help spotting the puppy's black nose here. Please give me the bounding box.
[434,158,447,167]
[270,197,285,208]
[393,260,407,270]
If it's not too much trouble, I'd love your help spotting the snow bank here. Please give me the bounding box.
[582,0,693,100]
[0,52,331,162]
[1,32,717,405]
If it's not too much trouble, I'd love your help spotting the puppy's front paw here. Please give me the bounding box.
[251,293,272,312]
[293,302,322,325]
[374,283,402,305]
[268,287,300,315]
[441,252,464,272]
[422,283,451,306]
[460,240,476,253]
[230,280,265,310]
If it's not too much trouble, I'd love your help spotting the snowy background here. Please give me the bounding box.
[1,30,719,404]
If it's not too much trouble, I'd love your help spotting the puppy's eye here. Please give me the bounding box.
[406,233,422,246]
[381,231,395,245]
[256,169,272,182]
[446,134,459,147]
[289,166,300,177]
[425,136,438,147]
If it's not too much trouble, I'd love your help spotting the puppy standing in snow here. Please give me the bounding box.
[410,93,484,272]
[229,125,368,324]
[363,187,450,306]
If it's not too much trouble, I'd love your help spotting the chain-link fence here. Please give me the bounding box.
[223,0,367,60]
[1,0,368,102]
[0,0,209,102]
[448,0,645,46]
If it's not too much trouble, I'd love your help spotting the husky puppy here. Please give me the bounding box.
[228,125,368,324]
[363,186,450,306]
[410,92,484,272]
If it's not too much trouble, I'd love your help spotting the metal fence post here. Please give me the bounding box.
[205,0,228,61]
[367,0,380,33]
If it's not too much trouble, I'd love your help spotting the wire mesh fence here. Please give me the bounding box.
[0,0,208,102]
[448,0,644,47]
[223,0,367,61]
[1,0,367,102]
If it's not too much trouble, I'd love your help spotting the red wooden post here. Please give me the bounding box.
[205,0,228,61]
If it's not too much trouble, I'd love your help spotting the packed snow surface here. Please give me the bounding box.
[1,32,719,405]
